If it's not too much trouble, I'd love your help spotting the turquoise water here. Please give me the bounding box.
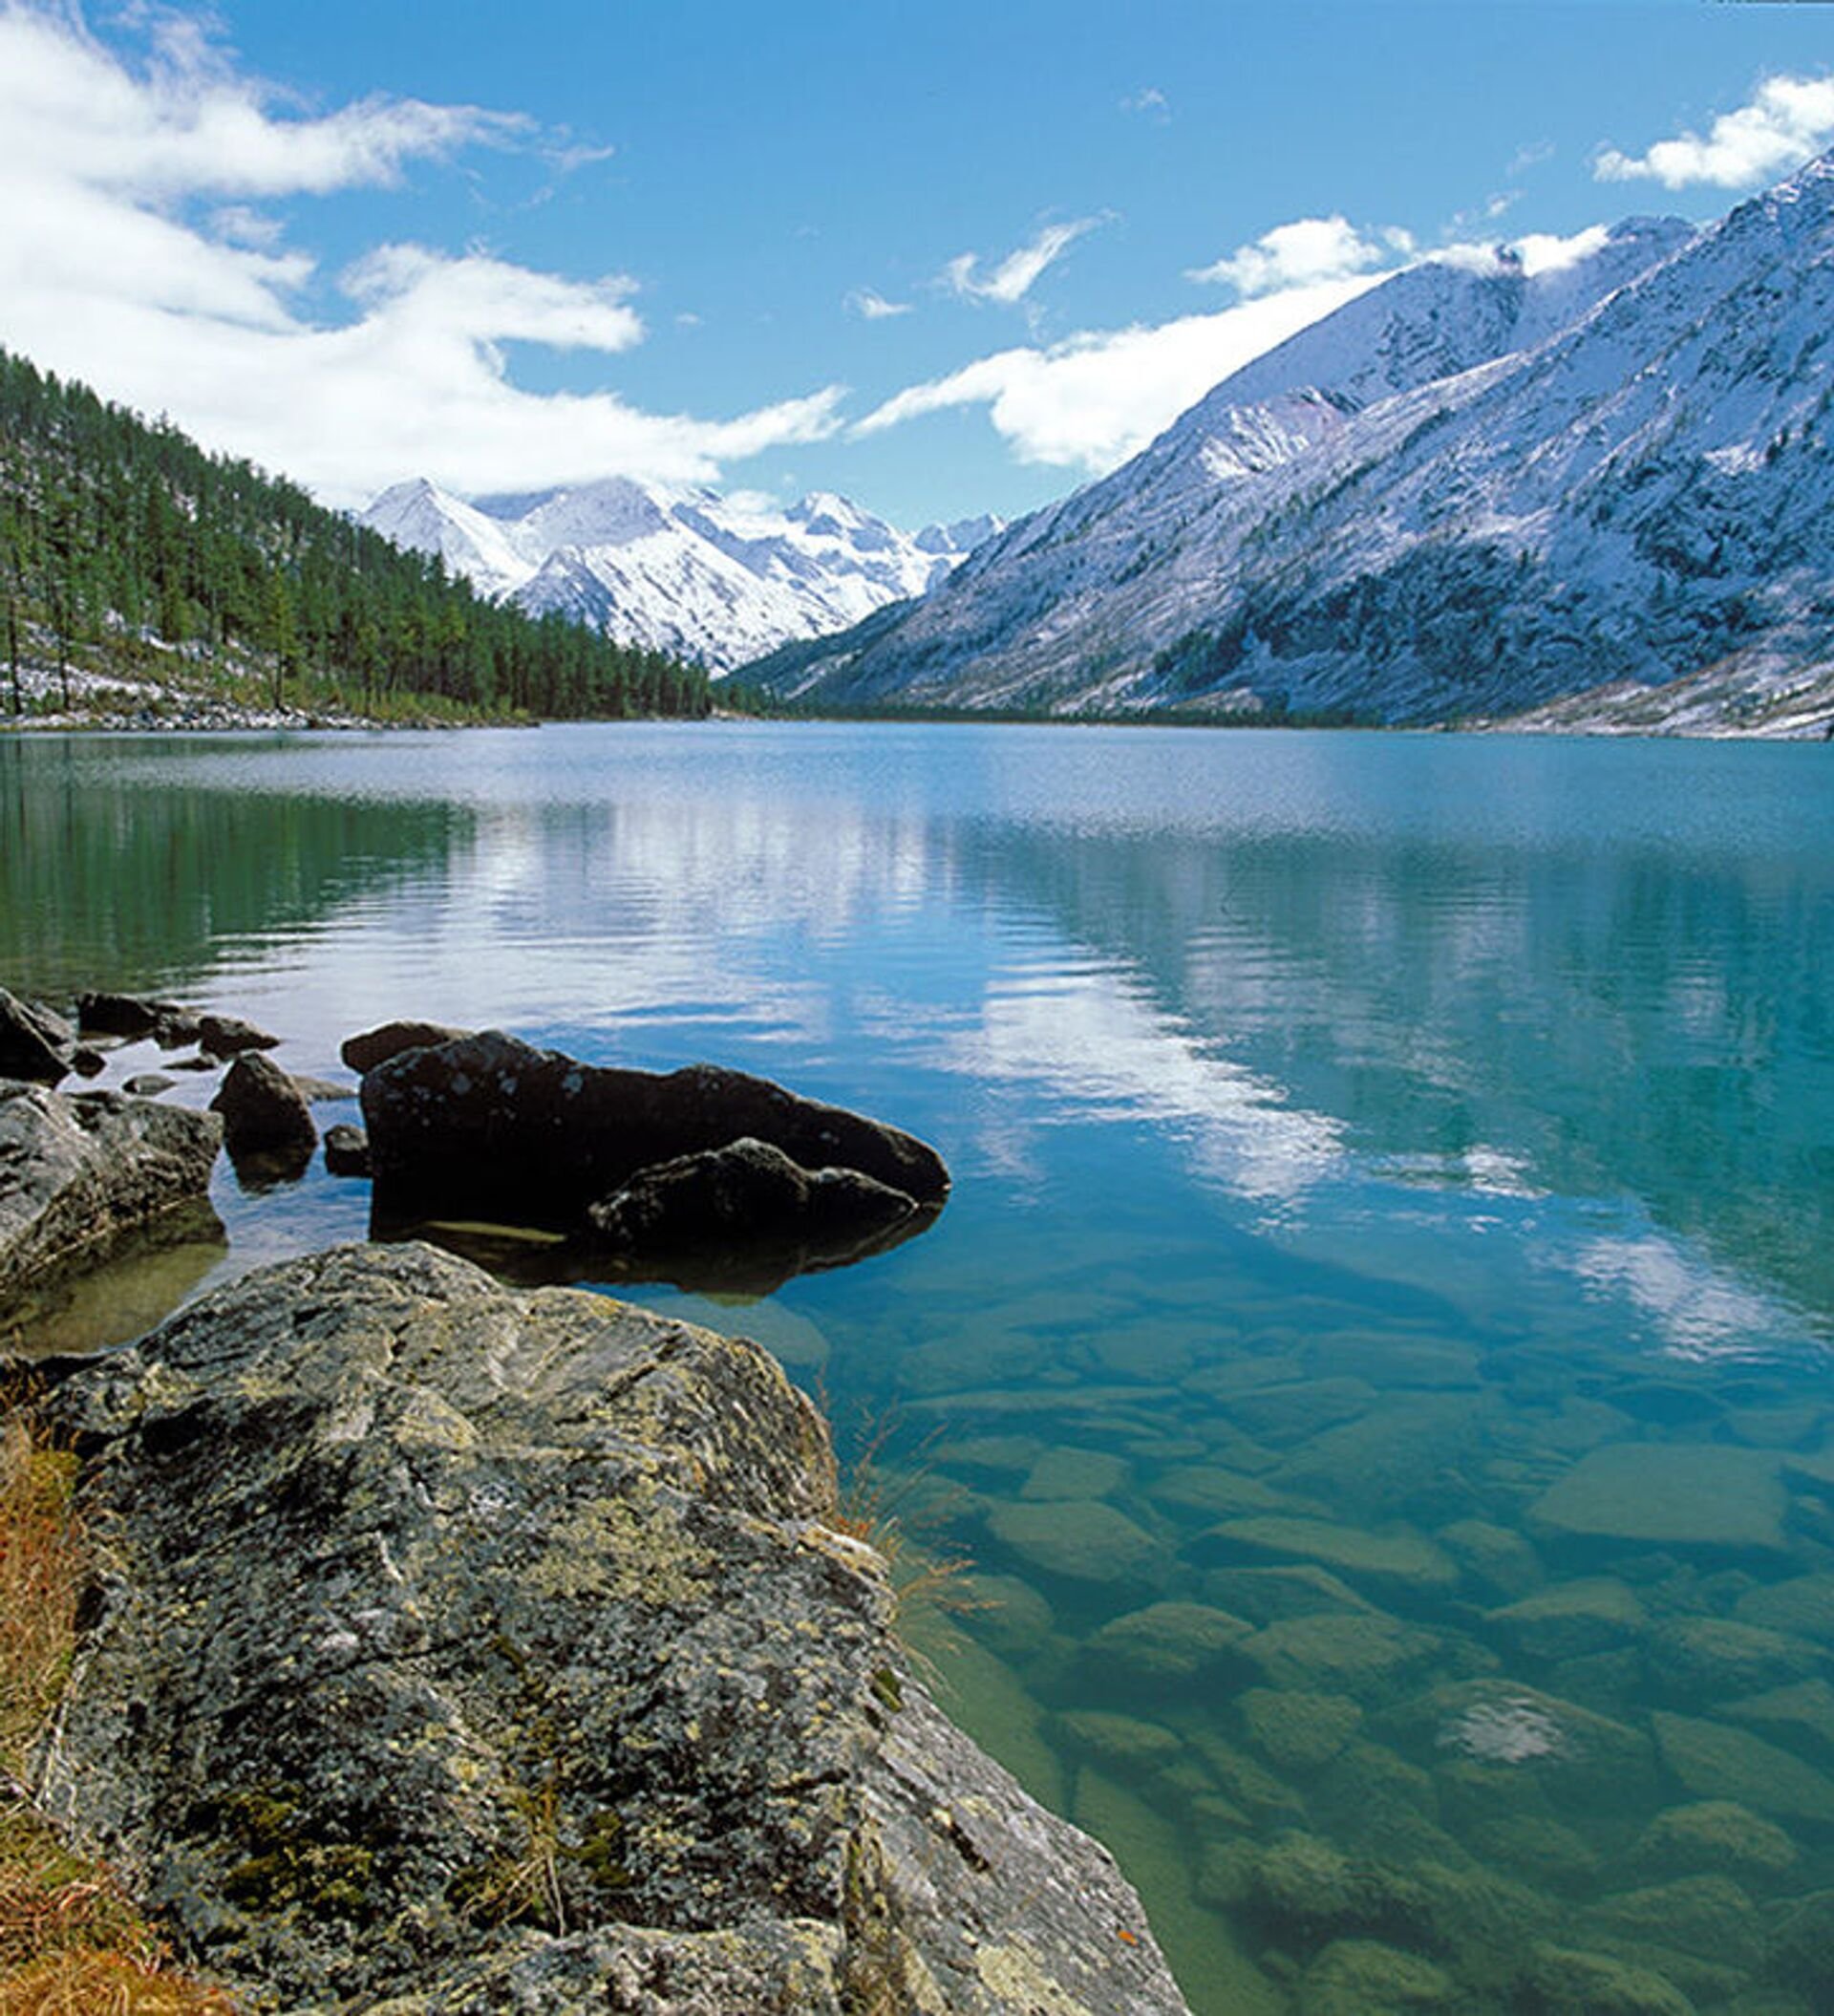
[5,721,1834,2011]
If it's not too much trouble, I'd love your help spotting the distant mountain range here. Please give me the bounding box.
[360,477,998,673]
[745,155,1834,735]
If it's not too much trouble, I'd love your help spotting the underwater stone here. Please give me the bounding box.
[1240,1689,1363,1772]
[1244,1612,1443,1699]
[1724,1678,1834,1760]
[1221,1377,1379,1444]
[1485,1576,1648,1662]
[1200,1515,1459,1595]
[1298,1939,1454,2015]
[1530,1444,1787,1554]
[1055,1710,1187,1776]
[1201,1564,1378,1624]
[1647,1617,1821,1698]
[986,1497,1162,1585]
[1631,1802,1797,1880]
[1436,1519,1545,1601]
[1735,1574,1834,1640]
[1652,1712,1834,1822]
[1148,1464,1307,1520]
[1020,1446,1131,1502]
[1578,1874,1763,1970]
[1516,1943,1695,2016]
[1088,1601,1253,1681]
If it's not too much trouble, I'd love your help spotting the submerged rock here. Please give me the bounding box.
[39,1244,1187,2015]
[0,1082,221,1312]
[1530,1444,1788,1555]
[0,987,75,1084]
[208,1053,317,1176]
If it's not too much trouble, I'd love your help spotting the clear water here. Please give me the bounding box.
[6,721,1834,2012]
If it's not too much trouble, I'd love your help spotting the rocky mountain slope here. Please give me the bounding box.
[362,476,997,673]
[745,158,1834,731]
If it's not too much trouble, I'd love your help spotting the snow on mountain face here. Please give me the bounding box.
[357,478,995,673]
[741,190,1834,729]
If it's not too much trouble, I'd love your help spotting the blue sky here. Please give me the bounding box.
[3,1,1834,527]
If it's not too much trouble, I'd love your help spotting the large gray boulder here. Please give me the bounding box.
[362,1032,949,1235]
[0,1082,221,1309]
[0,988,76,1084]
[41,1245,1188,2014]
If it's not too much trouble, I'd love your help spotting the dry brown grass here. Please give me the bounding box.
[0,1414,234,2015]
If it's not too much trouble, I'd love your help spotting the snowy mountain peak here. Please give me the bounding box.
[357,474,991,673]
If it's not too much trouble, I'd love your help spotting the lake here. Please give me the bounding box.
[6,720,1834,2013]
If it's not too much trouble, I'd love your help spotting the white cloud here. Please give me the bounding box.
[853,275,1381,474]
[1597,73,1834,189]
[944,218,1100,307]
[1437,223,1611,278]
[1188,214,1410,295]
[1120,86,1169,120]
[0,6,842,504]
[846,287,911,320]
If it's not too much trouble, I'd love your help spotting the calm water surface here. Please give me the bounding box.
[6,722,1834,2013]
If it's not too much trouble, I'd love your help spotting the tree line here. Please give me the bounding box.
[0,347,712,720]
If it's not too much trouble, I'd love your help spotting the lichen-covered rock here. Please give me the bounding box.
[40,1244,1188,2015]
[361,1031,949,1234]
[0,987,75,1083]
[0,1082,221,1309]
[209,1053,317,1174]
[341,1019,476,1076]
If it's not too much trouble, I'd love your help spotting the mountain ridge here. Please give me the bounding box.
[361,475,998,673]
[742,166,1834,735]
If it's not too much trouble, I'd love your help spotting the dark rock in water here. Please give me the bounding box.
[165,1054,218,1073]
[152,1011,203,1049]
[41,1245,1188,2015]
[197,1013,281,1060]
[208,1054,316,1175]
[341,1019,474,1075]
[363,1030,949,1236]
[588,1135,920,1292]
[322,1123,371,1177]
[0,989,75,1085]
[70,1046,107,1079]
[123,1075,177,1098]
[0,1082,221,1308]
[76,991,186,1040]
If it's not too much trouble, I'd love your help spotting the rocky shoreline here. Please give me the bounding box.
[0,989,1193,2012]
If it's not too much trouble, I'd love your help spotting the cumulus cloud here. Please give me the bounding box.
[0,5,842,504]
[944,218,1100,307]
[846,287,911,320]
[1436,223,1611,277]
[1597,73,1834,189]
[853,275,1382,474]
[1188,214,1412,295]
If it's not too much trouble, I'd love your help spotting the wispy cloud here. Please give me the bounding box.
[1597,73,1834,189]
[1188,214,1412,295]
[0,5,842,504]
[943,217,1100,307]
[846,287,911,320]
[1120,85,1169,121]
[853,275,1382,474]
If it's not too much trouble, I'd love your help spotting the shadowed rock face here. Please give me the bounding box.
[209,1054,318,1177]
[43,1245,1189,2015]
[361,1031,949,1235]
[0,989,75,1084]
[0,1083,221,1312]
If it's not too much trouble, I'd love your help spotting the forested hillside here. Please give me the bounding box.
[0,349,711,721]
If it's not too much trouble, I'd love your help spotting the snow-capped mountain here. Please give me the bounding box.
[359,476,995,672]
[745,166,1834,733]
